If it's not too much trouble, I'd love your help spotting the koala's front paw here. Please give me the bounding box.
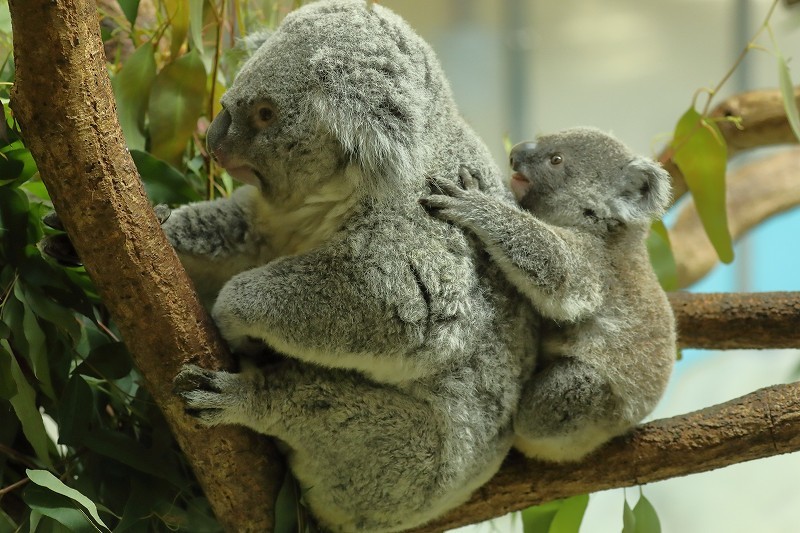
[173,364,258,427]
[420,175,484,227]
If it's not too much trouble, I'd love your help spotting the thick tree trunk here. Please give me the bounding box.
[7,1,283,531]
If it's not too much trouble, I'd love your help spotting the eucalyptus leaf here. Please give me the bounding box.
[1,339,52,467]
[632,494,662,533]
[148,49,207,167]
[14,281,55,399]
[548,493,589,533]
[57,374,94,445]
[131,149,202,204]
[0,186,32,265]
[521,500,562,533]
[27,469,111,531]
[0,507,17,533]
[116,0,141,26]
[646,220,678,291]
[164,0,190,59]
[83,428,186,489]
[22,283,82,343]
[776,55,800,143]
[23,483,99,533]
[75,341,133,380]
[671,108,733,264]
[111,42,157,151]
[622,498,636,533]
[189,0,206,55]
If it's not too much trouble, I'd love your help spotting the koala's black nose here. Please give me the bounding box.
[206,109,232,159]
[510,141,537,170]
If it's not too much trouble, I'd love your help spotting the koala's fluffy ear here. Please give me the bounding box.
[307,10,432,188]
[612,157,672,223]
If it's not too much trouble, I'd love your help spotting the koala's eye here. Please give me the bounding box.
[252,103,276,128]
[549,154,563,166]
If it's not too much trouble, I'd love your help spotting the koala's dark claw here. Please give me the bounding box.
[154,204,172,225]
[39,234,83,267]
[173,364,221,394]
[42,211,65,231]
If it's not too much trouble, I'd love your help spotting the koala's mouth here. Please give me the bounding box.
[224,164,263,188]
[510,171,531,201]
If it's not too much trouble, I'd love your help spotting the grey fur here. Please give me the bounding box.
[422,127,676,462]
[168,1,538,531]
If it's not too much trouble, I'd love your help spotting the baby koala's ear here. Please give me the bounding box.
[612,156,672,223]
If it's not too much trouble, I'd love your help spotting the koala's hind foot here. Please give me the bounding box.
[514,357,625,462]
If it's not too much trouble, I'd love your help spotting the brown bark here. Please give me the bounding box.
[412,381,800,532]
[670,147,800,288]
[7,1,283,531]
[662,87,800,200]
[669,291,800,349]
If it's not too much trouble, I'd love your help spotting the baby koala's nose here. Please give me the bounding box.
[509,141,537,170]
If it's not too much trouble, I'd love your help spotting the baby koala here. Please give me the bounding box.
[423,127,676,462]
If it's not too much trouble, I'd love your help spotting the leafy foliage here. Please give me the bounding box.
[0,1,305,530]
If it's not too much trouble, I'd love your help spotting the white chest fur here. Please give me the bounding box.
[240,175,363,261]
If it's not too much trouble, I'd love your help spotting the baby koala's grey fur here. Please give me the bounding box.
[168,1,538,531]
[423,127,676,462]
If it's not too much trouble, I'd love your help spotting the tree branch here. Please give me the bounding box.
[669,291,800,349]
[7,1,283,531]
[661,87,800,200]
[406,290,800,531]
[412,381,800,532]
[669,147,800,288]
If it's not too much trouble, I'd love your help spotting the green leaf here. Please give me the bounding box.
[75,341,133,380]
[671,107,733,264]
[83,428,186,489]
[112,42,157,151]
[23,483,99,533]
[548,493,589,533]
[27,469,111,531]
[777,55,800,143]
[0,343,17,399]
[22,283,82,343]
[189,0,206,54]
[646,220,678,291]
[148,49,207,167]
[57,374,94,445]
[116,0,141,26]
[0,155,23,183]
[0,340,53,467]
[14,282,55,399]
[632,494,661,533]
[0,507,18,533]
[622,498,636,533]
[0,186,32,266]
[521,500,563,533]
[131,149,202,204]
[164,0,191,59]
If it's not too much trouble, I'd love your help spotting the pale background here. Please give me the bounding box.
[379,1,800,532]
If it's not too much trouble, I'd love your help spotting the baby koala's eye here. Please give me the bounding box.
[549,154,564,166]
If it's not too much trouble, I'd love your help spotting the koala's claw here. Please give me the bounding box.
[42,211,65,231]
[39,234,83,268]
[174,364,246,426]
[154,204,172,225]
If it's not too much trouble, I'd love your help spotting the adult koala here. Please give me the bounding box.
[169,1,539,531]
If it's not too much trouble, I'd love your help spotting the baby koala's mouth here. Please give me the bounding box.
[510,171,531,201]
